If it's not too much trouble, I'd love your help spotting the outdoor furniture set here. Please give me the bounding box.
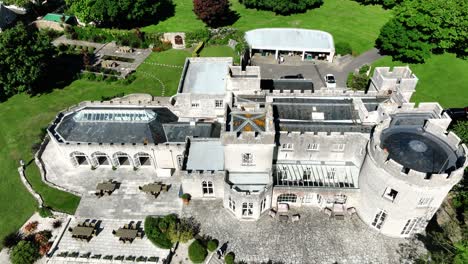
[323,204,356,220]
[139,182,169,197]
[95,179,118,197]
[269,204,301,223]
[112,221,144,243]
[69,219,98,241]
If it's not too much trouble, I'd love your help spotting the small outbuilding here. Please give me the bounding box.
[245,28,335,62]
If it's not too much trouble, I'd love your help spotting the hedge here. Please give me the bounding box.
[144,215,176,249]
[192,42,205,57]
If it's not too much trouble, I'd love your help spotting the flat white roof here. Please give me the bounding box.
[179,58,232,94]
[186,141,224,171]
[245,28,335,53]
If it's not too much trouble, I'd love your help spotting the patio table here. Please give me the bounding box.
[96,182,116,192]
[72,226,95,238]
[279,215,289,222]
[116,228,138,240]
[141,183,162,193]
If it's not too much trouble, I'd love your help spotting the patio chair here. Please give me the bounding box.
[268,209,277,218]
[292,214,300,222]
[324,207,333,218]
[278,203,289,213]
[347,207,357,216]
[161,185,169,192]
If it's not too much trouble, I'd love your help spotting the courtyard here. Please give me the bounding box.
[182,200,423,264]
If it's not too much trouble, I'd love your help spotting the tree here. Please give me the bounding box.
[2,232,23,248]
[376,0,468,62]
[193,0,233,27]
[10,241,40,264]
[65,0,174,28]
[240,0,323,15]
[352,0,402,9]
[0,23,55,99]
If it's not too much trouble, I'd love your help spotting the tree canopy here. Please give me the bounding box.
[376,0,468,63]
[240,0,323,15]
[0,23,55,100]
[10,241,40,264]
[193,0,234,27]
[65,0,174,28]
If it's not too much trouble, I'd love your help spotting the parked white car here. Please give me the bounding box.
[324,74,336,88]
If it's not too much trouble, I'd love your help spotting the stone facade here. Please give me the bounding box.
[43,58,467,238]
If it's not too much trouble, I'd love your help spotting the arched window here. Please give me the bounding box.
[70,151,89,167]
[277,193,297,203]
[112,152,131,167]
[134,152,151,167]
[174,35,183,45]
[202,181,213,196]
[91,152,110,167]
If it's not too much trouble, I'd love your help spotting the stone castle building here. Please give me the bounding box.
[45,57,467,238]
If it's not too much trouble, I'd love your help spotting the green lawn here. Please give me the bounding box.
[0,49,190,243]
[372,54,468,108]
[143,0,391,55]
[200,45,239,63]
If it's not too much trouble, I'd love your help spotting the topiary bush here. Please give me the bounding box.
[224,252,235,264]
[207,239,218,252]
[188,240,207,263]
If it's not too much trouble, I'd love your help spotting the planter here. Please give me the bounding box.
[182,198,190,205]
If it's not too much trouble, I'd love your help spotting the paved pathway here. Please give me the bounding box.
[182,200,425,264]
[254,48,385,89]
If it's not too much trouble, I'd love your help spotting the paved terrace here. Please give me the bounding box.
[182,200,424,264]
[48,218,169,264]
[41,143,183,219]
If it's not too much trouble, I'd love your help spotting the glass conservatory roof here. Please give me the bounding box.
[73,109,157,123]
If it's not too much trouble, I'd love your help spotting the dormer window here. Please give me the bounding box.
[307,143,319,151]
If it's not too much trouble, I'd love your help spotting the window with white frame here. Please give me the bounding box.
[242,202,253,217]
[260,197,267,212]
[281,143,294,150]
[228,196,235,212]
[303,194,314,204]
[277,193,297,203]
[383,187,398,202]
[303,168,312,181]
[371,209,387,230]
[176,155,184,169]
[332,143,345,152]
[401,217,423,236]
[215,100,223,108]
[191,101,200,108]
[241,153,254,166]
[202,181,214,196]
[307,143,320,151]
[417,197,433,207]
[327,167,336,179]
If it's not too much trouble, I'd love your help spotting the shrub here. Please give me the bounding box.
[144,215,176,249]
[224,252,235,264]
[207,239,218,252]
[358,64,370,75]
[23,221,39,234]
[347,72,369,91]
[188,240,207,263]
[52,220,62,229]
[39,242,52,256]
[2,232,23,248]
[335,42,353,55]
[240,0,323,15]
[181,193,191,200]
[185,29,211,47]
[38,206,53,218]
[95,74,104,82]
[166,217,196,243]
[10,241,40,264]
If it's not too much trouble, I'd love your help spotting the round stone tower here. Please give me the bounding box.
[357,114,467,237]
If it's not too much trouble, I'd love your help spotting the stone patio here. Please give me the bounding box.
[182,200,424,264]
[48,218,169,264]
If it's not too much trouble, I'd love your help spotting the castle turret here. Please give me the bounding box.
[357,104,467,237]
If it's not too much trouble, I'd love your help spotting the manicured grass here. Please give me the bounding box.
[0,49,190,243]
[143,0,391,54]
[372,54,468,108]
[200,45,239,63]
